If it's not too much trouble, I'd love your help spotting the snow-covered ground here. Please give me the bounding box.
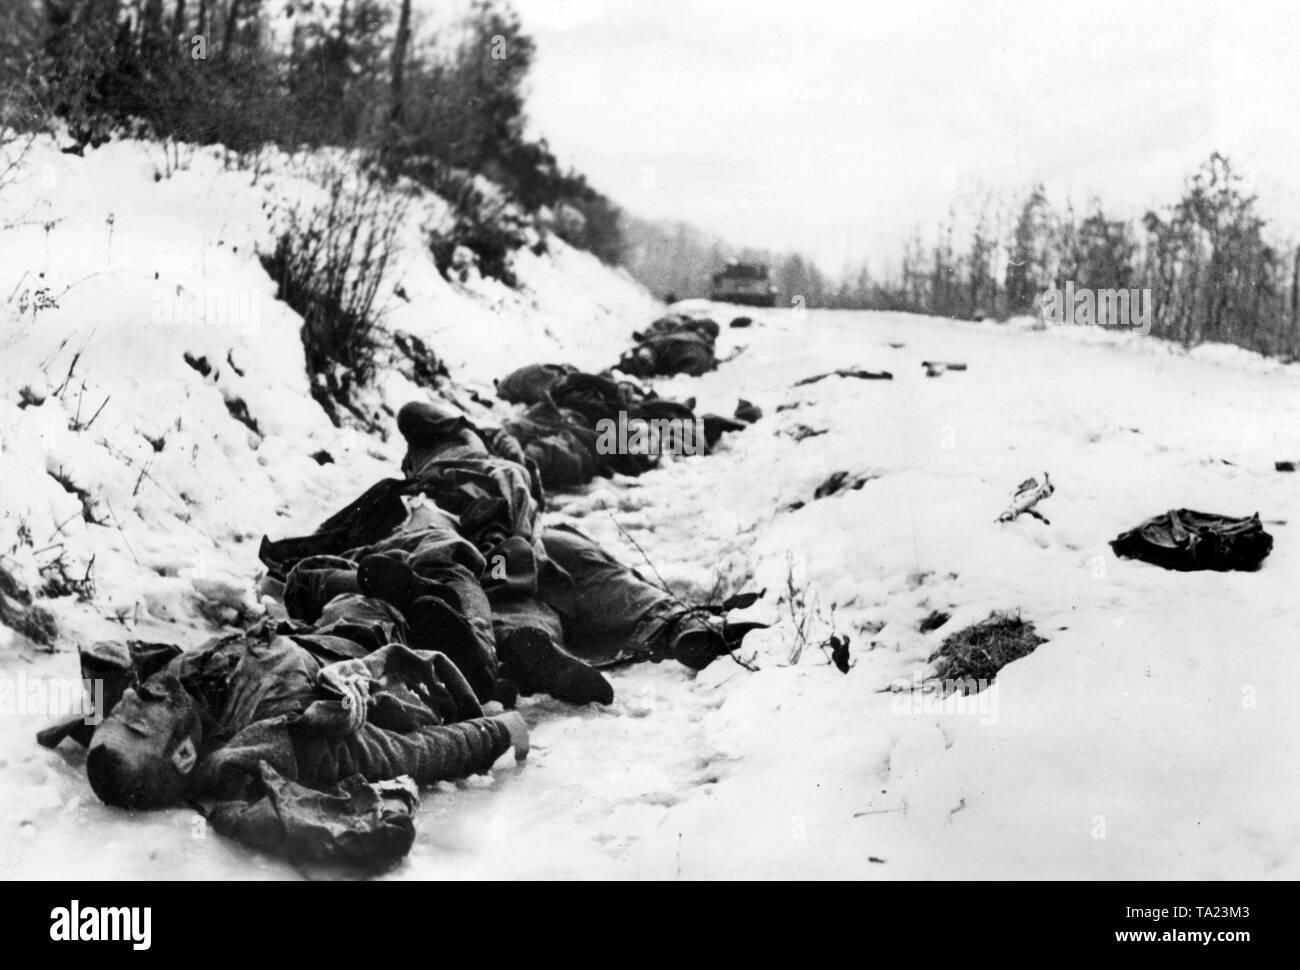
[2,136,1297,880]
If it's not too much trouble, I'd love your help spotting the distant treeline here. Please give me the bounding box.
[0,0,625,266]
[624,153,1300,359]
[4,6,1295,359]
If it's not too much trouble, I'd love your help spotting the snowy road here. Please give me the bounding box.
[416,308,1300,880]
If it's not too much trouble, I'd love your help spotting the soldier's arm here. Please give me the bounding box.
[293,712,527,790]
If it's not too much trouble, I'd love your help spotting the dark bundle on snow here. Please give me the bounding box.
[618,314,720,378]
[1110,509,1272,572]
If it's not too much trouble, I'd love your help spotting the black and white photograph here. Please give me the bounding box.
[0,0,1292,921]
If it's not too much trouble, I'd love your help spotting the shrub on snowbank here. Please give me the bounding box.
[259,170,406,427]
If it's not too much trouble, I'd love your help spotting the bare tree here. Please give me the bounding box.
[390,0,412,127]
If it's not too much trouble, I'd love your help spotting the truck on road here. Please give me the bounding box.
[710,260,777,307]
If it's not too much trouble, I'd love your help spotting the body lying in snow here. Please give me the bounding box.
[495,366,754,490]
[617,314,720,378]
[39,397,763,867]
[37,596,527,869]
[618,328,718,378]
[261,399,767,708]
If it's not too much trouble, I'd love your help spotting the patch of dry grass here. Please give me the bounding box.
[928,610,1046,685]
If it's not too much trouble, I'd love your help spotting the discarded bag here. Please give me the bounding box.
[1109,509,1273,571]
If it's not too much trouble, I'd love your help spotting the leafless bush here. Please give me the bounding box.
[259,169,407,424]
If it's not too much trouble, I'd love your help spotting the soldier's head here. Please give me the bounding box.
[86,674,201,810]
[398,400,487,472]
[397,399,468,443]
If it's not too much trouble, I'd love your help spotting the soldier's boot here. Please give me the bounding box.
[667,614,769,670]
[358,554,461,612]
[404,596,496,704]
[496,627,614,706]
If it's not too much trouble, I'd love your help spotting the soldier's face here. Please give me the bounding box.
[86,678,199,809]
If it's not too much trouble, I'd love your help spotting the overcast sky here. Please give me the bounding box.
[514,0,1300,273]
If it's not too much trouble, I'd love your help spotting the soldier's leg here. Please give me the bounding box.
[524,432,599,488]
[344,512,500,696]
[539,524,728,670]
[307,593,410,654]
[490,595,613,706]
[358,548,499,696]
[283,555,362,623]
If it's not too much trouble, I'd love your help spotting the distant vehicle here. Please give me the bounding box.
[710,260,777,307]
